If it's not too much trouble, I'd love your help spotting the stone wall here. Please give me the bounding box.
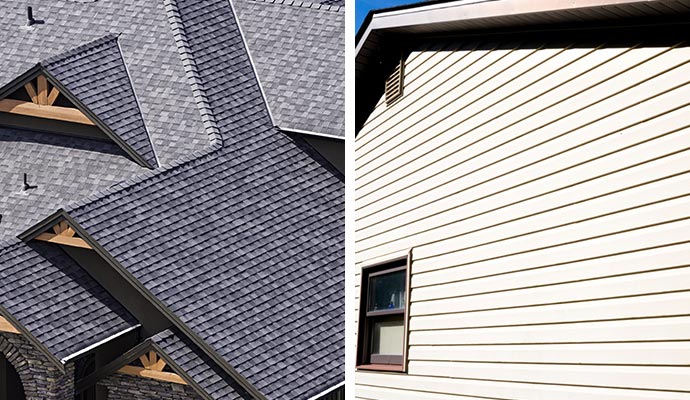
[100,372,202,400]
[0,332,74,400]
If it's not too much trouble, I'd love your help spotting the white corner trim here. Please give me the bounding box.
[307,381,344,400]
[280,126,345,141]
[60,324,141,363]
[226,0,276,126]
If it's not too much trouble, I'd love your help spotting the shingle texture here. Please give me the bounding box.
[60,0,345,396]
[0,0,343,397]
[42,35,158,168]
[0,239,138,361]
[154,329,248,400]
[0,0,209,164]
[234,0,345,136]
[0,126,144,241]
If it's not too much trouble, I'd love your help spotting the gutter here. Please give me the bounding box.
[60,324,141,363]
[280,126,345,141]
[307,381,344,400]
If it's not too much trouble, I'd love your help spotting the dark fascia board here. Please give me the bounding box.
[76,339,215,400]
[0,305,65,372]
[0,64,155,169]
[38,66,156,169]
[17,208,66,241]
[51,213,268,400]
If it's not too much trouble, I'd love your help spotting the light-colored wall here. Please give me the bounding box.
[355,38,690,399]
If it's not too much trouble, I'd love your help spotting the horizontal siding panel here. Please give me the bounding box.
[356,36,690,399]
[357,56,690,244]
[408,361,690,392]
[412,199,690,276]
[356,106,690,266]
[409,291,690,330]
[412,241,690,298]
[356,45,676,197]
[410,266,690,316]
[409,315,690,345]
[356,372,690,400]
[355,44,605,184]
[409,342,690,365]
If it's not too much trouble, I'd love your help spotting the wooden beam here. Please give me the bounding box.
[149,351,157,367]
[37,75,48,105]
[47,87,60,106]
[0,316,20,335]
[0,99,94,125]
[118,365,187,385]
[35,233,92,249]
[151,357,167,372]
[24,82,38,104]
[139,354,151,369]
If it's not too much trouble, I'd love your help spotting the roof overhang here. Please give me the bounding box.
[355,0,690,132]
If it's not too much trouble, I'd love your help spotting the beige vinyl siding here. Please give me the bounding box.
[355,38,690,399]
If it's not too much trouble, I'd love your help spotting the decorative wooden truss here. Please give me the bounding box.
[0,315,20,334]
[118,350,187,385]
[35,220,92,249]
[0,74,94,125]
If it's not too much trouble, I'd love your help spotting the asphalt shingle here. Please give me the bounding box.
[234,0,344,136]
[42,34,158,168]
[0,239,138,361]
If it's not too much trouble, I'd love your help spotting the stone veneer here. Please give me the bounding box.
[99,372,202,400]
[0,332,74,399]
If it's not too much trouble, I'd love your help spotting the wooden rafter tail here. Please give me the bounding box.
[118,365,187,385]
[139,354,151,369]
[0,316,20,335]
[37,75,48,105]
[35,232,92,249]
[24,82,38,104]
[47,87,60,105]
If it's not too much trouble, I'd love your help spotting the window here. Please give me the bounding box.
[357,254,410,372]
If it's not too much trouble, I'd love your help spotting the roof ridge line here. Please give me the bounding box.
[41,33,120,65]
[163,0,224,148]
[247,0,342,12]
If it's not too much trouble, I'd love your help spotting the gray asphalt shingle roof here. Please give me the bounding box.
[0,239,138,362]
[0,0,209,165]
[153,328,248,399]
[42,34,158,168]
[60,0,344,397]
[0,126,144,241]
[234,0,344,136]
[0,0,343,397]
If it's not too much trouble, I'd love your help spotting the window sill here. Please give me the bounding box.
[356,364,405,373]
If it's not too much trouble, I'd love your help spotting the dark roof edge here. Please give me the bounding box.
[76,337,216,400]
[0,305,65,372]
[38,66,155,169]
[0,59,155,169]
[54,212,268,400]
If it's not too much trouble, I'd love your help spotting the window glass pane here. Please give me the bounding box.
[371,318,404,355]
[368,270,405,311]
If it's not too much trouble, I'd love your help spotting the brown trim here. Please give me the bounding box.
[356,252,412,372]
[402,248,413,373]
[356,364,404,372]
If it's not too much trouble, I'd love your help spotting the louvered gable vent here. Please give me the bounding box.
[385,57,404,105]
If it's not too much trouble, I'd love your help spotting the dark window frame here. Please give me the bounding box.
[356,251,412,373]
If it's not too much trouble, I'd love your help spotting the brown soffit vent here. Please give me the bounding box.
[385,56,404,106]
